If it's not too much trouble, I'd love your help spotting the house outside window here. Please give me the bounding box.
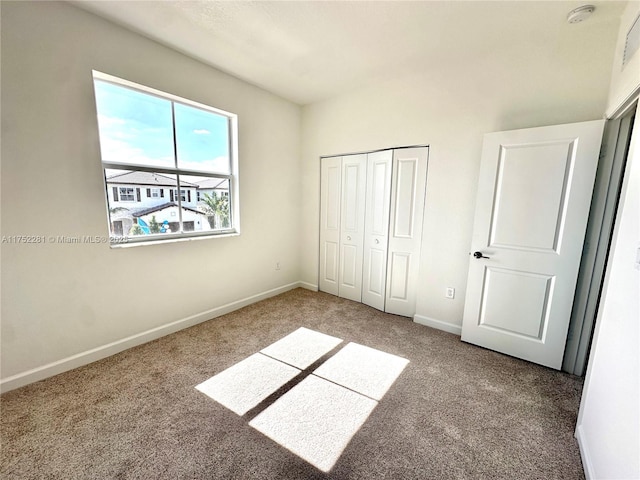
[93,71,239,245]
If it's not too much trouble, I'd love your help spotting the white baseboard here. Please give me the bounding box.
[575,425,594,480]
[298,281,318,291]
[0,281,305,394]
[413,314,462,336]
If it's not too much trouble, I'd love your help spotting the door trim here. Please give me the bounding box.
[320,144,430,160]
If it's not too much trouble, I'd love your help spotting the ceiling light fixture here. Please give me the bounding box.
[567,5,596,24]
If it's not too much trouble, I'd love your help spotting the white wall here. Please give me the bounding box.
[0,2,302,387]
[300,12,620,330]
[576,3,640,479]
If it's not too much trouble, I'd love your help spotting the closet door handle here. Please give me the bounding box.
[346,236,352,241]
[374,239,380,244]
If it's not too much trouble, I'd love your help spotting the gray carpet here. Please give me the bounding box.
[1,288,585,479]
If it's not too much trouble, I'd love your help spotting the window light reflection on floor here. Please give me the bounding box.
[260,327,343,369]
[249,375,378,472]
[195,352,300,415]
[195,327,409,472]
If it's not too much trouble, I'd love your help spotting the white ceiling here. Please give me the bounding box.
[72,1,627,105]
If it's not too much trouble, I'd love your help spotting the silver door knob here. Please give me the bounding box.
[374,239,380,244]
[347,236,351,241]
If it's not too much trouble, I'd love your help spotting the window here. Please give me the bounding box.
[172,189,189,203]
[118,187,135,202]
[93,71,238,245]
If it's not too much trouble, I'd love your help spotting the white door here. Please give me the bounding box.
[319,156,342,296]
[385,147,429,317]
[461,120,605,369]
[362,150,393,311]
[338,154,367,302]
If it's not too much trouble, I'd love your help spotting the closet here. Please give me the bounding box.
[319,146,428,317]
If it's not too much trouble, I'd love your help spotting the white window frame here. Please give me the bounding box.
[150,188,161,198]
[173,189,188,203]
[119,187,136,202]
[93,70,240,246]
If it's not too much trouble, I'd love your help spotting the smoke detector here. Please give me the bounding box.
[567,5,595,24]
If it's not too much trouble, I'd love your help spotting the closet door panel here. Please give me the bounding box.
[362,150,393,311]
[386,147,428,317]
[388,252,411,300]
[341,244,359,287]
[319,156,342,295]
[338,154,367,302]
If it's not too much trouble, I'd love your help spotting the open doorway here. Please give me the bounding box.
[564,102,637,375]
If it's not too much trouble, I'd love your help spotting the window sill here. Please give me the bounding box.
[109,230,240,248]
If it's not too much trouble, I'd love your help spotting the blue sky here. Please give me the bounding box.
[94,80,230,173]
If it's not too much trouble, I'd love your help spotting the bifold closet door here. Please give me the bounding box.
[362,150,393,311]
[319,154,367,301]
[385,147,429,317]
[319,147,428,317]
[319,156,342,296]
[337,154,367,302]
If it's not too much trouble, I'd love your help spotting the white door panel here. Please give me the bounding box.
[323,242,339,283]
[338,154,367,302]
[340,244,359,287]
[392,158,418,238]
[388,252,411,300]
[489,140,576,251]
[319,157,342,295]
[385,147,428,317]
[479,267,554,338]
[462,120,605,369]
[362,150,393,311]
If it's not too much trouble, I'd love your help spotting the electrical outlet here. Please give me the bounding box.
[445,287,455,299]
[275,262,281,271]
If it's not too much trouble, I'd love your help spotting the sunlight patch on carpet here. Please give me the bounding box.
[249,375,377,472]
[195,353,300,415]
[260,327,343,369]
[196,328,409,472]
[313,342,409,400]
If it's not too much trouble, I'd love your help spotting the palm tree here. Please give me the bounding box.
[199,192,230,229]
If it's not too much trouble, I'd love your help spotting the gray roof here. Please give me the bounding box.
[107,171,227,190]
[194,177,228,189]
[131,202,205,218]
[106,171,198,187]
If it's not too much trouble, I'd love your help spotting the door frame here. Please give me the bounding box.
[564,99,638,375]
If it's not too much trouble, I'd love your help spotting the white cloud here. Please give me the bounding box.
[179,157,230,174]
[193,129,211,135]
[99,137,173,168]
[97,114,127,128]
